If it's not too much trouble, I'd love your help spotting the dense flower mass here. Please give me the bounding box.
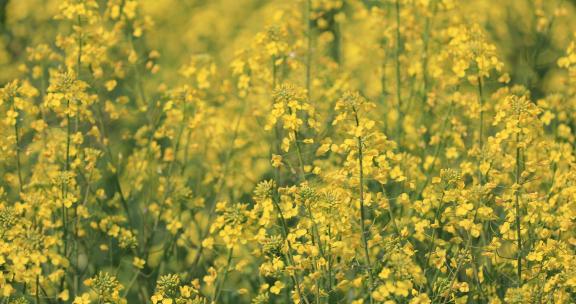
[1,0,576,303]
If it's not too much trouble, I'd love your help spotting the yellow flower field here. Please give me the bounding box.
[1,0,575,303]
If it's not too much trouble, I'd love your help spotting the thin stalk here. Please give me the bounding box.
[126,22,148,108]
[59,97,72,295]
[294,134,305,180]
[305,205,325,258]
[35,276,40,304]
[304,204,326,302]
[515,123,523,286]
[415,102,454,199]
[12,102,23,194]
[71,16,83,298]
[477,75,485,185]
[76,15,83,79]
[379,185,401,237]
[414,0,439,142]
[187,110,244,277]
[141,103,189,267]
[94,105,134,229]
[122,270,141,298]
[380,46,389,134]
[420,0,438,103]
[436,250,466,304]
[421,191,446,294]
[353,107,374,304]
[270,191,310,304]
[65,106,71,170]
[271,58,282,185]
[213,248,234,303]
[467,190,488,300]
[305,0,312,100]
[394,0,403,143]
[326,225,333,301]
[289,106,306,181]
[470,243,487,301]
[267,60,311,303]
[63,98,72,252]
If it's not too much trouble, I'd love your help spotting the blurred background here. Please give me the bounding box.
[1,0,576,99]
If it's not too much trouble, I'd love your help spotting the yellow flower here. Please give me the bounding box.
[203,267,217,286]
[58,289,70,301]
[269,280,285,295]
[133,257,146,269]
[105,80,117,91]
[202,237,214,250]
[271,154,283,168]
[167,219,182,234]
[73,293,91,304]
[378,267,391,279]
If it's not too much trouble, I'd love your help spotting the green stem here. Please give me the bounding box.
[213,248,234,303]
[394,0,403,144]
[188,111,244,278]
[64,98,72,253]
[305,0,312,100]
[289,106,306,181]
[353,107,373,304]
[477,75,485,185]
[35,276,40,304]
[271,191,310,304]
[12,102,23,194]
[415,102,454,199]
[515,123,523,286]
[422,190,446,293]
